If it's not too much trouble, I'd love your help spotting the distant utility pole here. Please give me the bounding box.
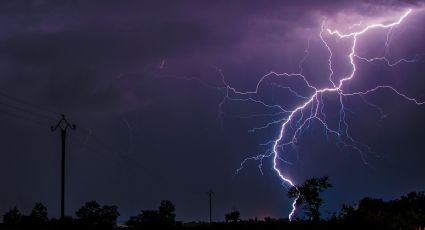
[207,189,214,223]
[51,114,76,220]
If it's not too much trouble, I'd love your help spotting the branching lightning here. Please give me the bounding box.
[217,9,424,220]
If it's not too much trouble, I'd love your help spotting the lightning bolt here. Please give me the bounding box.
[218,8,424,220]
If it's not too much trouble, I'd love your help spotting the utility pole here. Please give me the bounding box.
[51,114,76,220]
[207,189,214,224]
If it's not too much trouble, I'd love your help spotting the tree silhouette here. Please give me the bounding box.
[126,210,159,227]
[75,200,119,228]
[29,202,48,225]
[338,192,425,229]
[288,176,332,221]
[126,200,176,228]
[159,200,176,224]
[394,191,425,229]
[2,207,22,227]
[224,209,240,223]
[76,201,100,226]
[98,205,120,227]
[126,210,161,227]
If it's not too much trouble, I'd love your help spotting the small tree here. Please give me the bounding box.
[126,200,176,227]
[126,210,160,227]
[3,207,22,226]
[76,201,101,226]
[98,205,120,227]
[288,176,332,221]
[159,200,176,224]
[224,209,240,223]
[29,202,49,224]
[75,201,119,228]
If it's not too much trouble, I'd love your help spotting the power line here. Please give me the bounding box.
[71,127,164,184]
[0,91,60,118]
[0,100,56,123]
[0,107,52,127]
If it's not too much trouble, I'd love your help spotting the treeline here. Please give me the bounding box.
[335,191,425,229]
[214,191,425,230]
[1,179,424,229]
[0,200,176,229]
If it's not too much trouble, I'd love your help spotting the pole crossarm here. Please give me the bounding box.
[51,114,76,220]
[51,114,76,131]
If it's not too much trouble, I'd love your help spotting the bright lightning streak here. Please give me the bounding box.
[218,8,424,220]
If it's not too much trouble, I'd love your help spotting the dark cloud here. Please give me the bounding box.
[0,0,424,222]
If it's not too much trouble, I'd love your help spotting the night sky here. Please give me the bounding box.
[1,0,425,223]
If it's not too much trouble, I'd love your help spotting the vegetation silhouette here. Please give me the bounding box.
[288,176,332,221]
[29,202,49,226]
[337,191,425,229]
[2,207,22,227]
[224,209,240,223]
[126,200,176,228]
[1,178,424,229]
[75,200,119,228]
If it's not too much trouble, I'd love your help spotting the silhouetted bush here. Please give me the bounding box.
[338,192,425,229]
[224,209,240,223]
[75,200,120,228]
[2,207,22,227]
[126,200,176,228]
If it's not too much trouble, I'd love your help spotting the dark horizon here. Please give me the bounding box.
[0,0,425,223]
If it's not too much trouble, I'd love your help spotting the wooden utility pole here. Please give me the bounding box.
[51,114,76,220]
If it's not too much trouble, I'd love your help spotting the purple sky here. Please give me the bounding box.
[0,0,425,222]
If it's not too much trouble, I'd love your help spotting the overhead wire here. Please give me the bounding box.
[0,90,162,185]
